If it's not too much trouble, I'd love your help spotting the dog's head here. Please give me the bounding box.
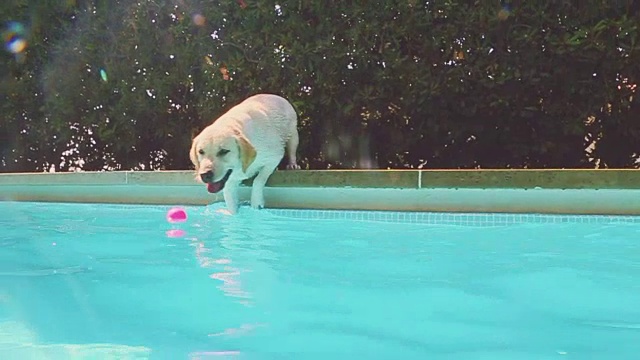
[189,127,257,193]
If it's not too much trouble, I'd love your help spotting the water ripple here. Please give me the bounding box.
[0,265,90,277]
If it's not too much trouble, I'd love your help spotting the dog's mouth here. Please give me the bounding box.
[206,169,232,193]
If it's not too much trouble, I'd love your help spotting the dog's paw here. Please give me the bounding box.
[250,193,264,209]
[286,162,301,170]
[250,202,265,210]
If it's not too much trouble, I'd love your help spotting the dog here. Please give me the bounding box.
[189,94,301,214]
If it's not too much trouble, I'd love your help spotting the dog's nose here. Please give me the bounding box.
[200,171,214,183]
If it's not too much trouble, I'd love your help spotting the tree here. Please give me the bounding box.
[1,0,638,172]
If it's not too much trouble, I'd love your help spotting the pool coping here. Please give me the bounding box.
[1,169,640,215]
[1,169,640,189]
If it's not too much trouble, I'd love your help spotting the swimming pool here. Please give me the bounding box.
[1,201,639,359]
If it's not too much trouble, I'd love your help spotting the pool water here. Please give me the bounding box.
[1,202,639,359]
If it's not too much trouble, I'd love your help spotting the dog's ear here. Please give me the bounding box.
[189,139,199,173]
[236,135,256,173]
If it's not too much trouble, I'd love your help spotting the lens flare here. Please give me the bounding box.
[2,21,28,54]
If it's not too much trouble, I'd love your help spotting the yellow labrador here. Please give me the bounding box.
[190,94,301,214]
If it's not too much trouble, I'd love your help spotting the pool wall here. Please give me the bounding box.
[1,169,640,215]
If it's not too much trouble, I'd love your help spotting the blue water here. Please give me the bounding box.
[0,202,639,359]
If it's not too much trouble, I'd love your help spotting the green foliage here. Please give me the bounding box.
[1,0,639,171]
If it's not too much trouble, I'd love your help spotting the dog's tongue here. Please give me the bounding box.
[207,182,222,193]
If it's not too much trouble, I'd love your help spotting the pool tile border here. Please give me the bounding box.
[266,208,640,225]
[12,201,635,225]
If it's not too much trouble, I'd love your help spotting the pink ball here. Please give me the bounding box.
[166,207,188,223]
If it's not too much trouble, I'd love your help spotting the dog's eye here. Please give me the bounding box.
[217,149,230,156]
[197,149,205,155]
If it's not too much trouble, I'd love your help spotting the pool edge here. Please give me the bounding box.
[2,170,640,215]
[2,184,640,216]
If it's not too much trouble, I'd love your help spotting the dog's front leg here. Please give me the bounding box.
[251,165,277,209]
[223,184,240,214]
[250,185,265,210]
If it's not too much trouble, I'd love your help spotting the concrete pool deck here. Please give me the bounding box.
[1,169,640,215]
